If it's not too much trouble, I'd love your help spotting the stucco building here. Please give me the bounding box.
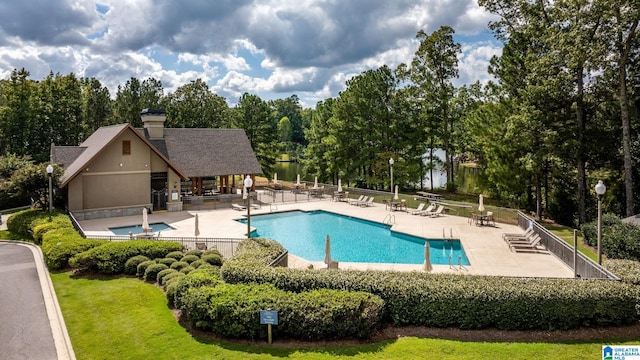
[51,109,262,220]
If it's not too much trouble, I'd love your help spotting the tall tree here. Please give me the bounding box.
[0,69,38,158]
[165,79,230,128]
[233,93,277,177]
[404,26,461,191]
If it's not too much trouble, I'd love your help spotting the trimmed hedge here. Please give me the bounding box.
[137,260,157,278]
[124,255,150,275]
[69,240,184,274]
[181,254,200,264]
[201,253,223,266]
[157,257,178,267]
[41,227,104,270]
[157,268,178,285]
[144,263,169,282]
[166,251,185,260]
[171,268,222,309]
[161,271,184,287]
[180,282,383,341]
[6,208,47,238]
[582,214,640,260]
[170,261,190,271]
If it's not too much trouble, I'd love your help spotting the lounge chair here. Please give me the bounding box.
[349,195,364,205]
[352,196,368,206]
[416,204,435,216]
[503,228,535,243]
[410,203,426,215]
[424,205,444,217]
[509,235,546,252]
[231,203,246,211]
[360,197,375,207]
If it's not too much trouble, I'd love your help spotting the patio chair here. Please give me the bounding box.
[349,195,365,205]
[231,203,246,211]
[196,242,207,250]
[360,197,375,207]
[410,203,426,215]
[416,204,435,216]
[423,205,444,217]
[352,196,368,206]
[503,228,534,242]
[486,211,496,226]
[509,235,546,252]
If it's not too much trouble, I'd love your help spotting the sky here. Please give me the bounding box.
[0,0,502,108]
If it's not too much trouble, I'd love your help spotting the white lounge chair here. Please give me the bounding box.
[349,195,364,205]
[231,203,246,211]
[424,205,444,217]
[509,235,546,252]
[416,204,435,216]
[410,203,426,215]
[360,197,375,207]
[352,196,368,206]
[502,227,534,241]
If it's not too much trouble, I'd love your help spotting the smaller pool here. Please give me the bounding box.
[109,222,175,236]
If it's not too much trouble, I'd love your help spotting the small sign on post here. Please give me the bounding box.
[259,309,278,344]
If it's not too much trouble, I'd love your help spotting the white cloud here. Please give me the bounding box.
[0,0,502,107]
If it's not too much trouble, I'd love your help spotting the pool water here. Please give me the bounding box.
[109,222,175,236]
[237,210,470,265]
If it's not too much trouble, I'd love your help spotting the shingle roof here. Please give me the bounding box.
[54,124,187,187]
[51,145,87,169]
[152,128,263,177]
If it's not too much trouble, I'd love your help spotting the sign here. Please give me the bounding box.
[603,345,640,360]
[260,310,278,325]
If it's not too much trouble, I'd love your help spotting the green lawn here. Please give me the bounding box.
[51,271,633,360]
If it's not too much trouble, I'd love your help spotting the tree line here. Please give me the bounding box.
[1,0,638,227]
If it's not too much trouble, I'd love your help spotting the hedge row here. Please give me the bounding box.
[581,214,640,261]
[218,239,637,331]
[180,280,383,341]
[69,240,184,274]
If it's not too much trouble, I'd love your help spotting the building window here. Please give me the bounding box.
[122,140,131,155]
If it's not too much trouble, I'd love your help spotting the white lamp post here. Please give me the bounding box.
[46,164,54,217]
[595,180,606,265]
[389,158,394,193]
[244,175,253,239]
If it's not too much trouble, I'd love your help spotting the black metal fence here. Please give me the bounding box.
[68,211,242,258]
[517,211,618,280]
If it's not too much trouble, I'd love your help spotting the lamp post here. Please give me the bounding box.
[46,164,53,218]
[244,175,253,239]
[389,157,394,193]
[595,180,606,265]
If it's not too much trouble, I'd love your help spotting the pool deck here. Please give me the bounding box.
[79,200,575,278]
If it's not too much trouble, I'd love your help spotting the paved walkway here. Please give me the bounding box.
[80,199,574,278]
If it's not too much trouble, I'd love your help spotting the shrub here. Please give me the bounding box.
[144,263,169,282]
[221,263,637,331]
[157,257,177,267]
[6,208,45,238]
[69,240,183,274]
[170,261,190,271]
[180,282,384,340]
[181,254,200,264]
[41,227,104,270]
[180,265,195,274]
[157,268,178,285]
[582,216,640,261]
[171,268,221,309]
[165,251,185,260]
[136,260,157,278]
[203,249,223,257]
[124,255,150,275]
[185,249,203,257]
[190,259,205,268]
[162,271,185,287]
[32,215,72,244]
[201,253,223,266]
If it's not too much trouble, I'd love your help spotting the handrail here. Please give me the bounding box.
[383,213,395,225]
[517,211,618,280]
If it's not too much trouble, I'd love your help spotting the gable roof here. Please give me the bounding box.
[138,128,263,178]
[53,124,188,187]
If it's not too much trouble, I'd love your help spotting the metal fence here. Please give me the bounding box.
[517,211,618,280]
[69,210,242,258]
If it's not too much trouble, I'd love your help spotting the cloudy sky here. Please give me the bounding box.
[0,0,502,108]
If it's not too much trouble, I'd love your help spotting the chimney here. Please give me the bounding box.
[141,108,166,138]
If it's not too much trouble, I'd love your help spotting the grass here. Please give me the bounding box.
[51,271,634,360]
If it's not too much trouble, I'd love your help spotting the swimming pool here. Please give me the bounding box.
[237,210,470,265]
[109,222,175,236]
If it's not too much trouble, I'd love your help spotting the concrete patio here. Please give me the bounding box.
[79,199,575,278]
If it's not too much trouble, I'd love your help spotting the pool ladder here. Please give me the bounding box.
[383,213,395,225]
